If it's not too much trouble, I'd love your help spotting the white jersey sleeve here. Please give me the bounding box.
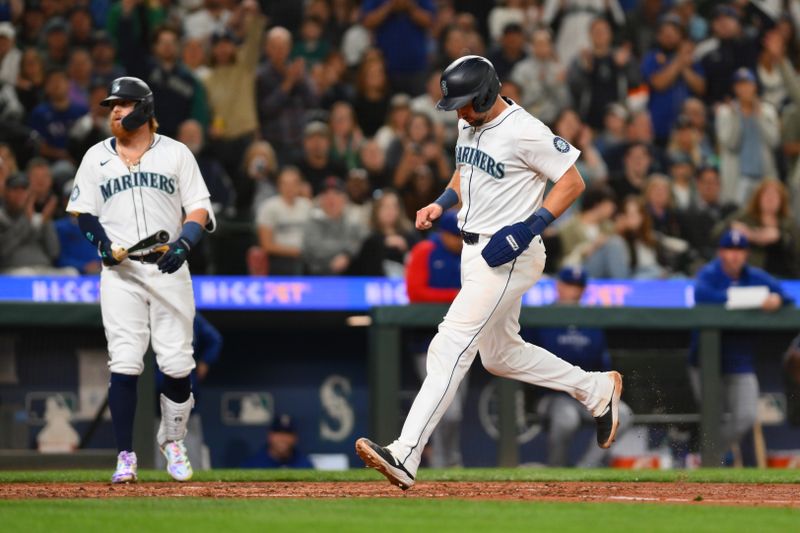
[66,145,104,216]
[517,118,581,183]
[176,141,217,232]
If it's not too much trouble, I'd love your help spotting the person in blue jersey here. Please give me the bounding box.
[241,413,313,469]
[524,266,633,467]
[690,229,793,462]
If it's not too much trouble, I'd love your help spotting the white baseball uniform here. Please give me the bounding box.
[386,98,616,475]
[66,134,216,377]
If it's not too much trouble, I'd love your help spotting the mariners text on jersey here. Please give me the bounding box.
[100,172,177,201]
[455,145,505,179]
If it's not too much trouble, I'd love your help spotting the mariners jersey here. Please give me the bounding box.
[66,134,216,249]
[455,98,580,235]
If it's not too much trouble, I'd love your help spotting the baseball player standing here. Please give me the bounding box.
[356,56,622,489]
[66,77,216,483]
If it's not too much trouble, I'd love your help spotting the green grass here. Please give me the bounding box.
[1,467,799,484]
[1,499,798,533]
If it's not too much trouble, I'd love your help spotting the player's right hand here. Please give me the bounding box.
[98,241,121,267]
[416,203,443,231]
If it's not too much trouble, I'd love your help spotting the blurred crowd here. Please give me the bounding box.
[2,0,800,279]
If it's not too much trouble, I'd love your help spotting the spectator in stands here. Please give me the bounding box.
[641,13,705,146]
[25,157,56,213]
[679,166,738,268]
[757,29,789,111]
[666,114,707,173]
[510,27,569,126]
[352,54,391,137]
[256,166,312,276]
[204,1,265,199]
[66,48,92,109]
[523,266,633,466]
[68,81,112,164]
[241,414,313,469]
[27,68,88,165]
[568,17,638,131]
[411,70,459,148]
[0,22,21,86]
[359,139,390,192]
[184,0,231,41]
[314,50,355,111]
[405,209,465,467]
[680,97,714,158]
[695,4,758,106]
[717,180,800,279]
[329,100,364,170]
[349,188,418,277]
[542,0,625,68]
[716,67,780,206]
[55,180,101,275]
[42,21,69,70]
[401,164,441,224]
[294,121,348,196]
[610,142,652,201]
[615,195,666,279]
[487,22,527,82]
[558,184,629,278]
[19,4,45,49]
[552,108,608,186]
[117,21,210,139]
[487,0,530,45]
[389,111,449,192]
[594,103,629,171]
[674,0,708,43]
[302,176,364,275]
[256,26,318,163]
[435,24,469,72]
[89,32,125,87]
[292,15,331,69]
[182,37,211,83]
[691,229,792,465]
[344,168,373,227]
[374,92,412,153]
[643,174,682,240]
[361,0,435,96]
[178,119,236,220]
[67,7,94,49]
[0,173,69,275]
[243,139,279,218]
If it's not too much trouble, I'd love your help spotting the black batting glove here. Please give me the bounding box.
[98,241,121,267]
[157,238,191,274]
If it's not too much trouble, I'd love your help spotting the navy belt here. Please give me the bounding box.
[461,231,480,245]
[129,252,163,264]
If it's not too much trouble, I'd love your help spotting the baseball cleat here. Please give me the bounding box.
[355,438,415,490]
[111,450,138,483]
[595,371,623,449]
[161,440,193,481]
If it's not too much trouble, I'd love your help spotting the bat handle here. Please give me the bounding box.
[111,243,128,262]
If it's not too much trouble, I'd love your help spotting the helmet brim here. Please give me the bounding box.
[436,94,474,112]
[100,95,126,107]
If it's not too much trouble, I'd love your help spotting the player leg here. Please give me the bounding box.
[477,241,622,448]
[148,264,197,481]
[719,372,759,458]
[356,240,525,487]
[542,394,582,466]
[100,264,152,483]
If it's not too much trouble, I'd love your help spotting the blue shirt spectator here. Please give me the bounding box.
[241,414,313,469]
[28,69,88,163]
[54,214,102,274]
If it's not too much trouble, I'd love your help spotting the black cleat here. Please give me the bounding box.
[355,438,415,490]
[595,371,623,449]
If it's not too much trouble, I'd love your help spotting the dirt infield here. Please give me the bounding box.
[1,481,799,506]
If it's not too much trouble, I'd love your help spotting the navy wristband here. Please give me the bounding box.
[77,213,111,246]
[434,187,459,210]
[179,221,204,249]
[523,207,555,235]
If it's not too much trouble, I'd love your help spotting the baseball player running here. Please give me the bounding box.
[66,77,216,483]
[356,56,622,489]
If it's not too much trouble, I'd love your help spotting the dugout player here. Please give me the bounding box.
[356,56,623,489]
[66,77,216,483]
[524,267,633,467]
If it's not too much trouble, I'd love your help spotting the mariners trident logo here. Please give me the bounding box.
[441,80,448,96]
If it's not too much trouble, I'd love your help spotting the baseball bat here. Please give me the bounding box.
[112,230,170,261]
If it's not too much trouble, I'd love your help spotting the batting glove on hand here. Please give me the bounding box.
[481,222,534,267]
[98,241,121,267]
[157,238,191,274]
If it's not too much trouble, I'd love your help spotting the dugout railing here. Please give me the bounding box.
[368,304,800,467]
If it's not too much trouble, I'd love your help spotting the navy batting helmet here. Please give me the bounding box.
[436,55,501,113]
[101,76,155,131]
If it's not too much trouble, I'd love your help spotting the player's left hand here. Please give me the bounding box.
[157,238,191,274]
[481,223,534,267]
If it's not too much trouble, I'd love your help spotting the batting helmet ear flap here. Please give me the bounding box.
[472,74,501,113]
[121,96,155,131]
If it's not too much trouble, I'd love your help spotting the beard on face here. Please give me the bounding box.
[110,116,138,141]
[466,112,489,127]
